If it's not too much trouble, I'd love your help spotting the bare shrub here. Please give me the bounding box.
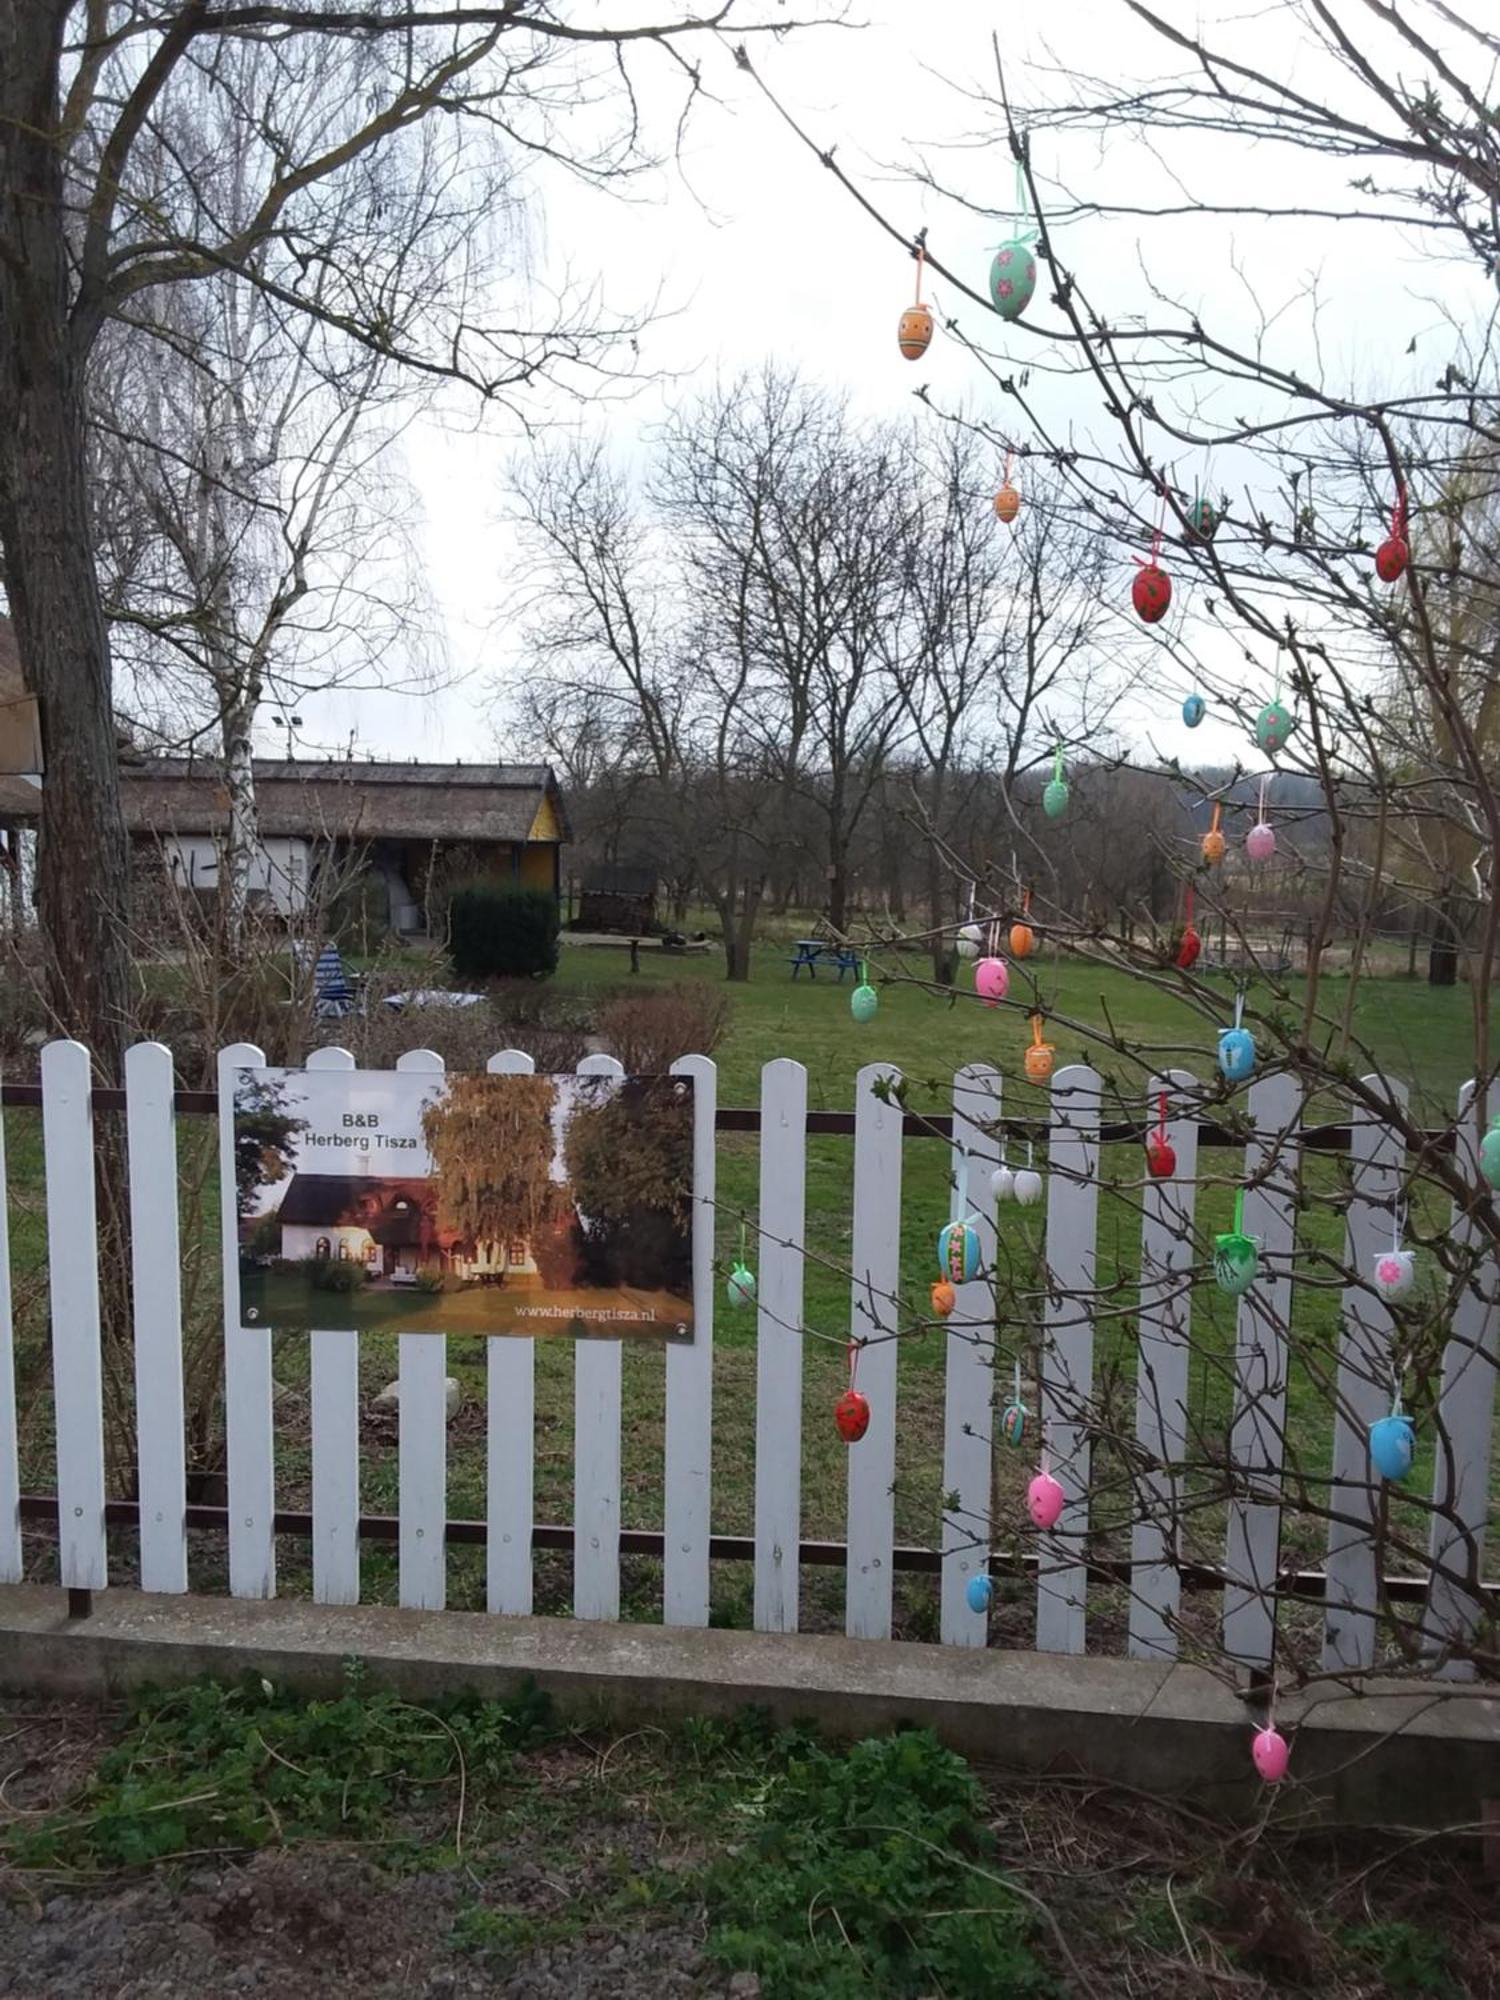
[595,982,731,1073]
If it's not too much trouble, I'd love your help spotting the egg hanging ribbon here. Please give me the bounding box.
[897,237,935,362]
[1010,885,1035,959]
[1132,487,1173,624]
[989,159,1040,321]
[1201,799,1226,867]
[1375,481,1410,583]
[835,1337,871,1443]
[993,446,1022,525]
[1145,1089,1176,1178]
[1042,741,1069,819]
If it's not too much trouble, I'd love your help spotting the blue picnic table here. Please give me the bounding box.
[789,939,861,981]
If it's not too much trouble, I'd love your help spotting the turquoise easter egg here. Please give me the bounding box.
[1256,700,1294,755]
[1480,1120,1500,1188]
[726,1262,756,1309]
[1043,777,1069,820]
[850,982,878,1023]
[1218,1026,1256,1083]
[1000,1401,1028,1448]
[1214,1230,1259,1296]
[938,1219,980,1284]
[966,1573,993,1613]
[989,239,1038,320]
[1369,1413,1416,1483]
[1182,693,1206,728]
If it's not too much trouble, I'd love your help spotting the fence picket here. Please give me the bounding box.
[42,1040,108,1589]
[665,1054,716,1627]
[219,1041,275,1597]
[1323,1078,1409,1672]
[1424,1082,1500,1674]
[754,1058,807,1633]
[393,1049,447,1611]
[846,1064,904,1640]
[300,1046,361,1607]
[125,1042,187,1593]
[941,1063,1001,1646]
[1222,1072,1304,1668]
[574,1053,625,1621]
[1128,1070,1201,1659]
[1035,1064,1102,1656]
[486,1050,537,1616]
[0,1071,18,1583]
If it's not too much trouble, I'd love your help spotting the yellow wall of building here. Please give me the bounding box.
[528,791,562,841]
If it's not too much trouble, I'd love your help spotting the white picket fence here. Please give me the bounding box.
[1,1040,1497,1678]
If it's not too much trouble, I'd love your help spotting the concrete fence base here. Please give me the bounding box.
[0,1586,1494,1831]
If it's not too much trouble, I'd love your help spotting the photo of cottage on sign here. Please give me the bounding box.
[231,1066,695,1340]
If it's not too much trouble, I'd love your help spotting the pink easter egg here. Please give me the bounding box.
[975,957,1010,1006]
[1246,822,1277,864]
[1026,1471,1065,1531]
[1251,1726,1289,1783]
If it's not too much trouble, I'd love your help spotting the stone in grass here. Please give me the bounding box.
[373,1377,463,1420]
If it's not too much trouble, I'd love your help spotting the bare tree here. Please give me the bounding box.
[0,1,834,1066]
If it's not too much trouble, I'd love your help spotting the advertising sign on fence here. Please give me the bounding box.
[230,1065,696,1340]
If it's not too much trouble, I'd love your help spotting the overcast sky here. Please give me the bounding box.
[289,1,1492,773]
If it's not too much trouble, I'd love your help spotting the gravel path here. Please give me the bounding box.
[0,1848,753,1997]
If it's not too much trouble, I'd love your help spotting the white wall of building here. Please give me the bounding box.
[163,833,311,917]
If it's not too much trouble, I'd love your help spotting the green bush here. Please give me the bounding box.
[704,1729,1054,1997]
[309,1257,367,1295]
[448,882,559,981]
[415,1267,445,1294]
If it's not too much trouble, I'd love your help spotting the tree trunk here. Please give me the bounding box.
[221,689,259,957]
[1429,894,1460,987]
[0,4,131,1072]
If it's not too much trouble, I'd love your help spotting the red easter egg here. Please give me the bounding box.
[1146,1135,1177,1179]
[1375,535,1408,582]
[1174,923,1202,971]
[835,1388,870,1444]
[1132,564,1172,624]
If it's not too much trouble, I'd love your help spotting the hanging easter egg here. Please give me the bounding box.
[897,302,933,361]
[835,1387,871,1444]
[1182,693,1206,729]
[1252,1727,1290,1784]
[1000,1401,1028,1447]
[1013,1168,1043,1206]
[726,1261,756,1310]
[956,938,979,962]
[1372,1249,1415,1303]
[966,1572,993,1613]
[975,956,1010,1006]
[938,1219,981,1284]
[1145,1133,1177,1179]
[1218,1026,1256,1083]
[850,982,878,1024]
[1132,564,1172,624]
[989,239,1037,320]
[960,922,983,947]
[1186,496,1219,544]
[1201,825,1227,867]
[1027,1471,1065,1531]
[993,484,1021,525]
[1172,923,1202,972]
[1214,1229,1259,1296]
[1023,1045,1054,1086]
[1375,533,1408,583]
[1369,1411,1416,1483]
[1010,920,1035,959]
[1043,775,1069,820]
[1255,700,1295,755]
[1479,1117,1500,1188]
[1246,821,1277,864]
[991,1164,1015,1204]
[931,1278,957,1319]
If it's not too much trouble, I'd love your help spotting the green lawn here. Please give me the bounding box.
[2,936,1493,1636]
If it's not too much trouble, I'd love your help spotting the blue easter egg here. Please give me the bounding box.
[1182,693,1206,728]
[938,1219,980,1284]
[1218,1026,1257,1083]
[850,983,878,1023]
[966,1573,993,1613]
[1369,1413,1416,1483]
[989,239,1038,320]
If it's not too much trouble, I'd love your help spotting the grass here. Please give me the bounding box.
[2,932,1496,1636]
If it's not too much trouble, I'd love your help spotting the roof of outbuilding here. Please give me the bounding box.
[0,755,571,841]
